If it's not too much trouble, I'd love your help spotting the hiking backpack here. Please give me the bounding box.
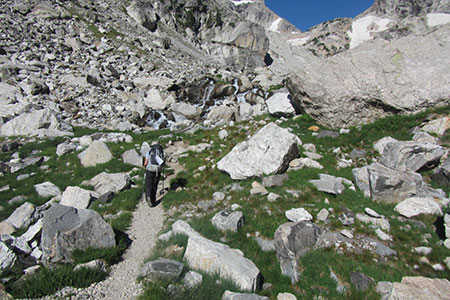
[146,144,165,175]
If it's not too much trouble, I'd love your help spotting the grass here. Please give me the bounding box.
[140,106,450,299]
[1,106,449,298]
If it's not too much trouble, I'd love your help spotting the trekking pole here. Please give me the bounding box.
[160,166,165,195]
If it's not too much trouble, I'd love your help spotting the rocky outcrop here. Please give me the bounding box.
[217,123,300,180]
[41,204,116,264]
[286,24,450,128]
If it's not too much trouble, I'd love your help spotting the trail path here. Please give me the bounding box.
[45,157,184,300]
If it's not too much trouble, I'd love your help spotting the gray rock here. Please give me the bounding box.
[316,209,329,222]
[78,140,113,167]
[375,242,397,257]
[207,105,237,125]
[389,276,450,299]
[5,202,35,229]
[219,129,229,140]
[172,220,262,292]
[276,292,297,300]
[172,102,202,119]
[286,25,450,128]
[0,242,16,271]
[394,197,443,218]
[365,208,381,218]
[294,158,324,169]
[356,213,391,232]
[380,141,445,172]
[309,174,352,195]
[350,272,374,292]
[213,192,226,201]
[84,172,131,195]
[20,219,43,243]
[432,158,450,186]
[250,181,268,195]
[211,210,244,232]
[60,186,92,209]
[420,116,449,136]
[376,281,393,300]
[56,141,76,157]
[183,270,203,288]
[74,259,107,272]
[353,162,426,203]
[262,174,288,187]
[330,268,347,294]
[41,203,115,264]
[304,151,323,160]
[415,247,432,256]
[222,290,269,300]
[217,123,300,180]
[285,208,312,223]
[317,130,340,139]
[122,149,142,167]
[139,258,184,282]
[413,131,439,144]
[374,137,398,155]
[265,92,296,117]
[338,208,355,226]
[267,193,281,202]
[274,221,323,283]
[375,229,392,241]
[34,181,61,198]
[0,108,73,137]
[97,191,115,204]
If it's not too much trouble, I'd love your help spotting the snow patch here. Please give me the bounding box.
[427,13,450,27]
[268,18,282,32]
[229,0,257,6]
[348,15,393,49]
[288,36,310,46]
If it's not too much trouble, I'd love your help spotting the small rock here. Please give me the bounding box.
[316,208,329,222]
[250,181,268,195]
[375,228,392,241]
[365,208,381,218]
[277,292,297,300]
[183,271,203,288]
[285,208,312,223]
[414,247,432,256]
[340,229,353,239]
[267,193,281,202]
[350,272,374,292]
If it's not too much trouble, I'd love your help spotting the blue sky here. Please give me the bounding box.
[265,0,374,31]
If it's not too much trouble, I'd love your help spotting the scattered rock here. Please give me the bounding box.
[211,210,244,232]
[262,174,288,187]
[389,276,450,299]
[350,272,374,292]
[122,149,142,167]
[265,92,296,117]
[394,197,443,218]
[5,202,35,229]
[285,208,312,223]
[34,181,61,198]
[183,270,203,288]
[222,290,269,300]
[60,186,92,209]
[78,140,113,167]
[309,174,353,195]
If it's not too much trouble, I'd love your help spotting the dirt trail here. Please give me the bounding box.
[44,158,184,300]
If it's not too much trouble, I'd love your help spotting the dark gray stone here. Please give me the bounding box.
[350,272,375,292]
[41,204,115,264]
[98,191,115,204]
[139,258,184,282]
[432,158,450,187]
[262,174,289,187]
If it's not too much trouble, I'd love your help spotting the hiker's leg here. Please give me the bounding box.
[145,170,152,203]
[149,173,158,204]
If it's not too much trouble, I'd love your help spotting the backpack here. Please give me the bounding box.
[146,144,165,175]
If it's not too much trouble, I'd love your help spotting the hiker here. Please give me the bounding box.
[143,141,165,207]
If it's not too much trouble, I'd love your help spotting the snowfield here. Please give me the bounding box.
[348,15,392,49]
[229,0,257,6]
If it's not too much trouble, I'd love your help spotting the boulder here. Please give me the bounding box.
[353,162,426,203]
[144,88,166,110]
[206,105,237,125]
[172,220,263,292]
[380,141,445,172]
[56,141,76,157]
[394,197,443,218]
[374,136,398,154]
[171,102,201,119]
[285,208,312,223]
[0,108,72,137]
[286,25,450,128]
[84,172,131,195]
[41,203,116,264]
[265,92,296,117]
[389,276,450,299]
[274,221,323,283]
[211,210,244,232]
[432,158,450,186]
[356,213,390,232]
[122,149,142,167]
[139,258,184,282]
[217,123,300,180]
[34,181,61,198]
[78,140,113,167]
[60,186,92,209]
[5,202,35,229]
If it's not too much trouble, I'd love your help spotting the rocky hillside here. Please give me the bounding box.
[0,0,449,298]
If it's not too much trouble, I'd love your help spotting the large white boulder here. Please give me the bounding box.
[217,123,301,180]
[394,197,443,218]
[78,140,113,167]
[265,92,296,117]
